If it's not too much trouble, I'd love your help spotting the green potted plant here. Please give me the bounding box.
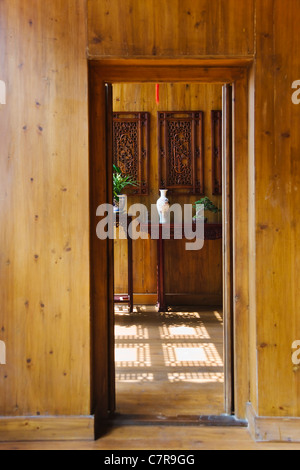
[193,196,221,223]
[113,164,139,212]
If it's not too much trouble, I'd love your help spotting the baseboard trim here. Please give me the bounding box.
[115,293,223,307]
[0,416,95,442]
[166,294,222,306]
[247,403,300,443]
[130,293,222,306]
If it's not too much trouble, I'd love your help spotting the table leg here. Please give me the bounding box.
[157,235,166,312]
[128,228,133,313]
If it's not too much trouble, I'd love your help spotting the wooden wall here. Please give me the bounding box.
[0,0,90,417]
[88,0,255,58]
[113,83,223,304]
[88,0,300,421]
[0,0,300,427]
[252,0,300,418]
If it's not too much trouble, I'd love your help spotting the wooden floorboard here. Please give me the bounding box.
[1,426,300,450]
[115,307,225,417]
[5,308,299,449]
[0,308,299,450]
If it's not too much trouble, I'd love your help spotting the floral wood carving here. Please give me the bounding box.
[211,110,222,195]
[158,111,204,195]
[113,112,150,195]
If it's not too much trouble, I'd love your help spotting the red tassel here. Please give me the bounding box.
[156,84,160,105]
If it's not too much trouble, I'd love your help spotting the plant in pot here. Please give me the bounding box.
[193,196,221,223]
[113,164,139,212]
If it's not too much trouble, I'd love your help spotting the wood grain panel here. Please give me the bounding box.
[92,62,246,84]
[87,0,255,58]
[0,0,90,417]
[248,64,257,413]
[89,76,113,429]
[232,77,250,419]
[164,240,222,296]
[2,425,300,450]
[254,0,300,418]
[113,83,223,302]
[2,0,300,432]
[0,416,94,442]
[247,403,300,443]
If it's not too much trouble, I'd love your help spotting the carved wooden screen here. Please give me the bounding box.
[113,112,150,196]
[158,111,204,195]
[211,110,222,195]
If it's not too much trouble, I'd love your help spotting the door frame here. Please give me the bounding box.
[88,60,251,436]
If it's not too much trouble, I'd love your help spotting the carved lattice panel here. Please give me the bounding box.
[113,112,150,195]
[211,110,222,196]
[158,111,204,195]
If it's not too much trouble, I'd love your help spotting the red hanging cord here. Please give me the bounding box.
[156,84,160,105]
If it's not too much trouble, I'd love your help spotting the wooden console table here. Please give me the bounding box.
[114,219,222,313]
[140,222,222,312]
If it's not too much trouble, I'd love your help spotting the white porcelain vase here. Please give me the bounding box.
[156,189,170,224]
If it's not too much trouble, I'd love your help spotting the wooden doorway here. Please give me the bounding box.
[113,81,223,419]
[89,61,250,436]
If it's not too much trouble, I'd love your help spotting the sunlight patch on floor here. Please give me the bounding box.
[116,373,154,383]
[115,324,149,340]
[214,310,223,324]
[174,346,208,363]
[159,324,210,340]
[163,343,223,368]
[115,344,151,368]
[115,307,224,414]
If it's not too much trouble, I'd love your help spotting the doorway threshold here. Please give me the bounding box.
[111,413,248,428]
